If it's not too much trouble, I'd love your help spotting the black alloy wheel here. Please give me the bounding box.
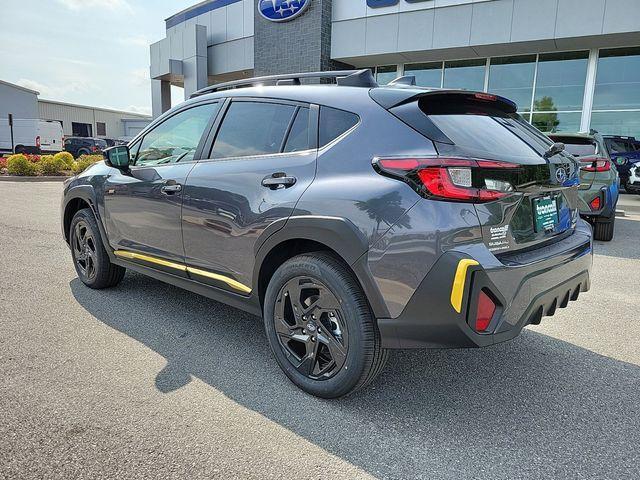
[274,276,349,380]
[264,252,388,398]
[70,208,126,289]
[72,220,98,281]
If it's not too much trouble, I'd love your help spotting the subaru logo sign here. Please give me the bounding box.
[258,0,311,22]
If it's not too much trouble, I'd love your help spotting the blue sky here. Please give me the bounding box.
[0,0,197,114]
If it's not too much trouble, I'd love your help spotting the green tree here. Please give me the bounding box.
[532,96,560,133]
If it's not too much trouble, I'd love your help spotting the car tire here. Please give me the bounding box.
[593,215,615,242]
[70,208,126,289]
[263,252,388,399]
[77,149,90,157]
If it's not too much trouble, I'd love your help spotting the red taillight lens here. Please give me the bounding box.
[91,146,98,152]
[476,290,496,332]
[374,157,519,203]
[589,196,601,211]
[35,136,41,148]
[581,157,611,172]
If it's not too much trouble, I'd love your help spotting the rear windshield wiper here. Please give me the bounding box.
[544,142,565,159]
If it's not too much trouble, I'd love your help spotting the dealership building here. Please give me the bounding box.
[150,0,640,137]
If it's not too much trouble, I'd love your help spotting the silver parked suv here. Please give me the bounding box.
[61,70,592,398]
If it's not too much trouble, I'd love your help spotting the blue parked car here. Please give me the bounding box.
[603,135,640,193]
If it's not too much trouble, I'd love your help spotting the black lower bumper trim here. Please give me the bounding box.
[378,246,591,349]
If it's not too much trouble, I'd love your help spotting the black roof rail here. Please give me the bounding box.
[190,69,378,98]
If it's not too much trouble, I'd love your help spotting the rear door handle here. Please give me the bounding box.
[161,182,182,194]
[261,173,297,189]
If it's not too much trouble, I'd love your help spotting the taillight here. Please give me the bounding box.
[475,290,496,333]
[581,157,611,172]
[91,145,98,152]
[373,157,519,203]
[35,136,41,148]
[589,196,601,211]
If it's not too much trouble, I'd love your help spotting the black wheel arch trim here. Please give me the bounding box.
[62,186,115,262]
[253,215,390,318]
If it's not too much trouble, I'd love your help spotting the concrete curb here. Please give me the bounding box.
[0,176,68,182]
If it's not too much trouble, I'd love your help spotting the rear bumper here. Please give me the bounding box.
[377,222,592,349]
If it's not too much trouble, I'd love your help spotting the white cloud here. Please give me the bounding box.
[118,35,151,48]
[125,105,152,115]
[16,78,92,100]
[131,68,150,87]
[55,0,132,12]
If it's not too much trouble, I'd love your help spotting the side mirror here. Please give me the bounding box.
[104,145,130,169]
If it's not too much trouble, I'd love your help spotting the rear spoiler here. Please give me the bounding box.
[370,88,517,114]
[369,88,518,145]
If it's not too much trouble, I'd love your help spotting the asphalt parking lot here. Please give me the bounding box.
[1,182,639,479]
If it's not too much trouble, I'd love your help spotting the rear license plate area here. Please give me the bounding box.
[533,195,559,233]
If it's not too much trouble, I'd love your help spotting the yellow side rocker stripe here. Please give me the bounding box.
[114,250,251,294]
[114,250,187,272]
[450,259,479,313]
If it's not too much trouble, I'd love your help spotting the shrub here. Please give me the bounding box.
[7,154,38,175]
[39,155,67,175]
[54,151,75,169]
[72,154,103,174]
[0,157,8,170]
[25,154,41,163]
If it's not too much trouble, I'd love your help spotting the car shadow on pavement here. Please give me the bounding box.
[70,274,639,480]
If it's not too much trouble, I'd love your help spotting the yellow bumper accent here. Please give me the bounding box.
[450,259,479,313]
[113,250,252,295]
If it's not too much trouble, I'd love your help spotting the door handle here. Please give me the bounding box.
[161,182,182,194]
[261,173,297,190]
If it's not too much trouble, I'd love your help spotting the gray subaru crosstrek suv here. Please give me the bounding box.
[61,70,592,398]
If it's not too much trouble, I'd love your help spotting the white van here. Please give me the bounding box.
[0,118,64,154]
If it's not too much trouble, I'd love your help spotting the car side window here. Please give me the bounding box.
[211,101,297,158]
[283,107,310,153]
[135,103,219,166]
[128,139,141,163]
[319,106,359,147]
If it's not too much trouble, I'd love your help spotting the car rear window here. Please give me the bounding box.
[605,138,635,153]
[418,96,548,163]
[283,107,310,153]
[95,139,108,148]
[319,107,359,147]
[550,137,596,157]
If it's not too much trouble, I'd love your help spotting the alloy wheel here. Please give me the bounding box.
[73,220,98,280]
[274,276,348,380]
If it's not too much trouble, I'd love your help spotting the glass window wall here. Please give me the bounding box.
[404,62,443,88]
[391,48,640,136]
[591,47,640,138]
[443,59,486,91]
[375,65,398,85]
[488,55,536,113]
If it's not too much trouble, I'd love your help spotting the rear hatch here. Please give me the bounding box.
[371,89,581,255]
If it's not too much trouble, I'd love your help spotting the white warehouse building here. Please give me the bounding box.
[0,79,152,143]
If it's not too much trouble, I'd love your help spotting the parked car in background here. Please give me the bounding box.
[0,118,63,154]
[603,135,640,192]
[103,138,129,147]
[549,132,619,241]
[63,137,108,158]
[61,70,592,398]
